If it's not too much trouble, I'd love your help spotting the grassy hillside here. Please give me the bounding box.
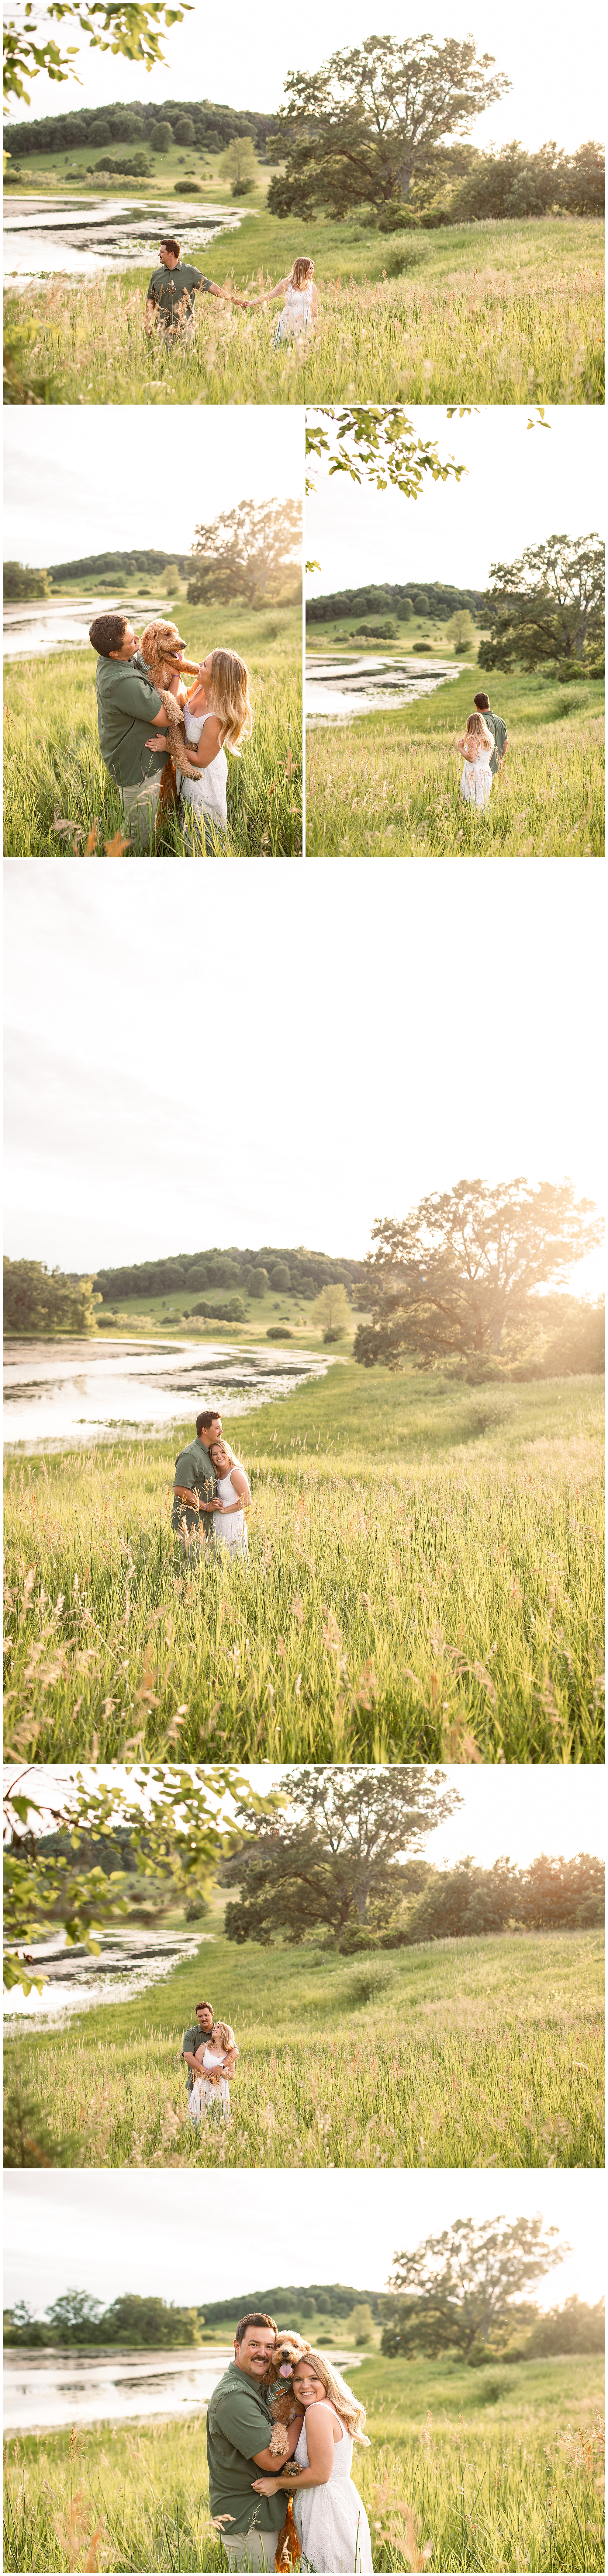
[3,2353,604,2571]
[3,602,301,860]
[4,1895,604,2169]
[305,663,605,858]
[3,1363,603,1762]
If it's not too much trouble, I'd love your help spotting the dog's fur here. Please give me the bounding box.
[260,2331,311,2460]
[275,2497,302,2572]
[139,618,202,809]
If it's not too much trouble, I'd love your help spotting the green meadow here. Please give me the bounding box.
[3,2353,604,2571]
[4,197,603,404]
[4,1893,604,2170]
[2,604,301,859]
[305,662,605,858]
[3,1361,604,1763]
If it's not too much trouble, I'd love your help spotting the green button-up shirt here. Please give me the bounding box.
[173,1434,217,1506]
[206,2362,277,2535]
[484,707,508,776]
[95,650,164,788]
[147,263,213,322]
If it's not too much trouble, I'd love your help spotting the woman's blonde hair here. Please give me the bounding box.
[206,649,253,753]
[212,2020,235,2050]
[292,2348,369,2444]
[290,256,314,288]
[465,709,492,746]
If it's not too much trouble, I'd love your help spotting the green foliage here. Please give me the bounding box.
[306,406,466,501]
[190,1296,246,1322]
[3,1257,100,1339]
[187,497,301,611]
[218,135,258,190]
[221,1766,458,1947]
[446,606,476,652]
[269,1263,291,1292]
[353,1179,602,1373]
[480,533,605,672]
[306,663,604,856]
[4,562,51,602]
[310,1282,352,1341]
[307,580,483,625]
[437,137,605,225]
[150,119,174,150]
[95,149,150,175]
[384,2215,567,2360]
[3,5,193,108]
[246,1266,270,1297]
[268,34,510,221]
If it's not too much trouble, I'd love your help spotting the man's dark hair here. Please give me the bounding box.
[474,691,490,711]
[195,1999,214,2016]
[89,611,128,659]
[160,236,180,257]
[196,1408,221,1437]
[235,2311,277,2344]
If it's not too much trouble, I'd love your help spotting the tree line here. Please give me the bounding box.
[309,538,605,676]
[307,582,485,626]
[5,497,302,619]
[7,94,278,158]
[352,1178,604,1379]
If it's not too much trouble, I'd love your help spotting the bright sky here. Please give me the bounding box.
[306,409,606,599]
[3,411,303,569]
[3,860,605,1283]
[5,0,603,152]
[4,1763,604,1872]
[4,2170,603,2314]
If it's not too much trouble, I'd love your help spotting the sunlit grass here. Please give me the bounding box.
[3,1367,604,1763]
[3,2357,605,2571]
[306,714,605,858]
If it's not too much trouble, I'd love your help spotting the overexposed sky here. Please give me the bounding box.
[4,1764,604,1872]
[306,409,606,598]
[4,2170,603,2313]
[4,411,303,569]
[3,860,605,1281]
[4,0,603,153]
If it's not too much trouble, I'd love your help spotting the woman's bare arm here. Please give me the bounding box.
[252,2404,337,2494]
[219,1467,251,1515]
[180,715,226,771]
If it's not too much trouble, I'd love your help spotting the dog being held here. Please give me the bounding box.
[259,2330,312,2459]
[139,618,201,784]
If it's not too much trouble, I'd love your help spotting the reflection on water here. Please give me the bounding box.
[3,1334,330,1451]
[4,192,250,280]
[4,2345,361,2433]
[4,593,177,661]
[306,651,466,724]
[3,1924,209,2024]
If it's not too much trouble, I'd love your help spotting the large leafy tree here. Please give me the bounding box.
[382,2215,567,2359]
[222,1765,460,1945]
[3,1256,101,1337]
[268,34,510,219]
[479,533,605,670]
[187,498,302,610]
[3,1766,282,1994]
[354,1178,603,1372]
[3,4,191,109]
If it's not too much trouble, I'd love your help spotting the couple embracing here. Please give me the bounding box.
[90,611,252,854]
[172,1407,250,1564]
[207,2312,373,2573]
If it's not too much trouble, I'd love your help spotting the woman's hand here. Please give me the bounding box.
[146,735,167,750]
[251,2479,281,2497]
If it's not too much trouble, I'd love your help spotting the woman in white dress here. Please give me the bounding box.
[251,2349,373,2574]
[149,647,253,853]
[245,256,317,346]
[209,1439,251,1560]
[187,2019,238,2126]
[457,708,494,808]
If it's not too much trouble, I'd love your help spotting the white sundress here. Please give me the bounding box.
[274,279,314,345]
[188,2044,232,2126]
[212,1464,249,1561]
[294,2410,373,2574]
[176,705,228,831]
[460,737,493,808]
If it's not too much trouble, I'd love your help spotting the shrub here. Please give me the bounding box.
[267,1326,292,1339]
[246,1267,270,1297]
[270,1263,291,1291]
[190,1296,246,1323]
[176,179,202,193]
[150,121,173,151]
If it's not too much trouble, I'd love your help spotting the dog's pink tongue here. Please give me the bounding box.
[279,2365,292,2377]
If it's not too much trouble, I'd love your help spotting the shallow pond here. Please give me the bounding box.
[3,192,248,282]
[3,1334,329,1452]
[3,2345,360,2433]
[306,650,465,724]
[3,1924,207,2026]
[3,594,176,661]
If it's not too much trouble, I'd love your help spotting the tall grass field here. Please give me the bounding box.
[3,2355,604,2571]
[3,1363,604,1763]
[4,214,603,405]
[3,606,301,859]
[4,1901,603,2170]
[305,667,605,858]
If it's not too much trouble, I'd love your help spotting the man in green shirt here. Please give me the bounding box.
[474,691,508,778]
[90,610,173,850]
[145,237,246,347]
[172,1406,223,1559]
[182,1998,214,2095]
[207,2313,303,2569]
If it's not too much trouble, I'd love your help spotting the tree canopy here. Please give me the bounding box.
[221,1765,460,1945]
[479,533,605,671]
[187,497,301,610]
[268,33,510,219]
[3,1257,101,1338]
[3,3,191,108]
[383,2215,567,2359]
[354,1178,603,1373]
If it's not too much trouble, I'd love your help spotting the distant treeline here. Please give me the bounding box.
[6,96,277,159]
[93,1245,366,1303]
[48,549,193,584]
[307,583,486,626]
[346,1852,605,1954]
[5,2285,604,2362]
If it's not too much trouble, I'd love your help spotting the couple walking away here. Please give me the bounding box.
[172,1407,250,1563]
[90,612,252,853]
[182,1999,238,2128]
[144,235,317,352]
[207,2313,373,2573]
[458,690,508,809]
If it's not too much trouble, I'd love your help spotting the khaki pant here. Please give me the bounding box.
[222,2532,280,2571]
[121,776,161,851]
